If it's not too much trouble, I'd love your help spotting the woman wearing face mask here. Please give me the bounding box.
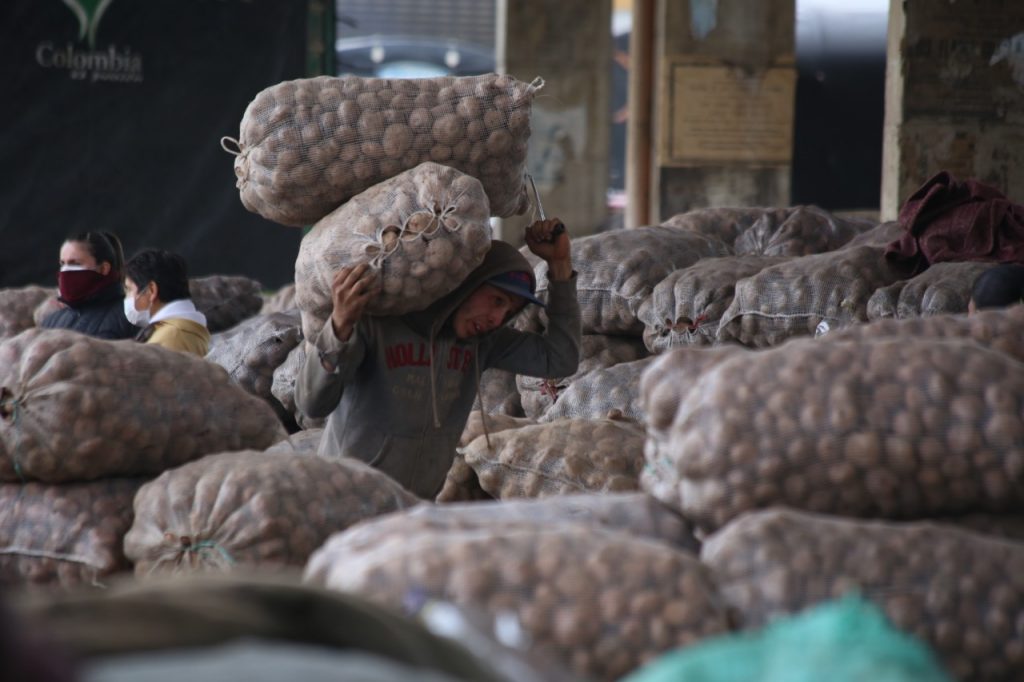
[123,248,211,356]
[40,231,138,339]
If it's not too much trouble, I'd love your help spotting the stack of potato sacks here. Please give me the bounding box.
[0,328,286,589]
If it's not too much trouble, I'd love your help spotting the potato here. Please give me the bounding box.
[460,418,647,499]
[305,516,729,681]
[703,509,1024,682]
[294,163,492,340]
[637,256,788,351]
[641,335,1024,533]
[0,478,143,589]
[0,329,286,482]
[230,73,542,225]
[125,451,417,576]
[517,335,648,420]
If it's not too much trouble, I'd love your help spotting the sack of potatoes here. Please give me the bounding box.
[472,367,525,417]
[460,417,646,499]
[516,226,731,336]
[260,283,297,315]
[0,478,143,590]
[305,517,731,682]
[436,411,535,502]
[842,219,904,248]
[271,343,326,430]
[638,256,788,351]
[540,356,656,423]
[294,162,492,342]
[263,427,324,456]
[731,205,874,257]
[0,330,286,483]
[702,508,1024,682]
[206,310,303,424]
[32,295,64,327]
[228,73,539,226]
[0,286,54,339]
[516,334,647,420]
[716,245,907,347]
[408,493,698,554]
[823,304,1024,362]
[641,335,1024,533]
[189,275,264,333]
[660,207,772,247]
[124,450,417,576]
[867,261,996,320]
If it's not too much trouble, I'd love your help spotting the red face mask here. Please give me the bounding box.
[57,266,119,305]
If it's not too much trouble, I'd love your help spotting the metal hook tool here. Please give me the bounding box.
[526,173,565,240]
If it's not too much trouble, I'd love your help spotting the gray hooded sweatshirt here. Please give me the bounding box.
[295,240,582,498]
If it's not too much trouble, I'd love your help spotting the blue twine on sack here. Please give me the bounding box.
[188,540,236,567]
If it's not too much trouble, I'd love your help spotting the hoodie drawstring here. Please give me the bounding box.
[473,342,492,450]
[428,323,441,428]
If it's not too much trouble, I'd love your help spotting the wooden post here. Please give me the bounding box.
[625,0,655,228]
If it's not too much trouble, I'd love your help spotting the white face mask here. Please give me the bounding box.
[123,295,151,327]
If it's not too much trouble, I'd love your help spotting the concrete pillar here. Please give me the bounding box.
[496,0,612,240]
[649,0,796,223]
[881,0,1024,220]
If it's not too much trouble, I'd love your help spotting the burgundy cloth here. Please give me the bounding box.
[885,171,1024,274]
[57,268,121,305]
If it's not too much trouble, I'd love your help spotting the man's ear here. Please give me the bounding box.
[148,280,159,303]
[97,261,112,276]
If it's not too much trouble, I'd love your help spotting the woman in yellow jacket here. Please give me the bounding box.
[123,249,211,356]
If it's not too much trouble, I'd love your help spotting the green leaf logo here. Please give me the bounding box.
[61,0,113,49]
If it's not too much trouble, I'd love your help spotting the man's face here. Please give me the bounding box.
[453,284,526,339]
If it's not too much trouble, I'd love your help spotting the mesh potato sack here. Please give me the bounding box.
[260,283,297,315]
[867,261,996,320]
[731,205,874,257]
[271,342,326,430]
[125,451,417,576]
[938,513,1024,543]
[824,304,1024,361]
[843,220,904,248]
[226,73,539,226]
[206,311,303,423]
[472,368,525,417]
[305,519,732,681]
[0,329,286,483]
[716,245,907,347]
[660,207,771,247]
[32,295,63,327]
[639,345,749,507]
[436,411,535,502]
[641,336,1024,533]
[294,162,492,341]
[516,335,648,420]
[540,356,657,423]
[0,478,143,589]
[405,493,698,553]
[0,286,54,338]
[703,509,1024,682]
[189,275,264,333]
[461,417,646,499]
[638,256,788,351]
[264,428,324,456]
[518,226,731,336]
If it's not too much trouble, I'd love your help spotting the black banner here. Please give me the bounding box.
[0,0,312,290]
